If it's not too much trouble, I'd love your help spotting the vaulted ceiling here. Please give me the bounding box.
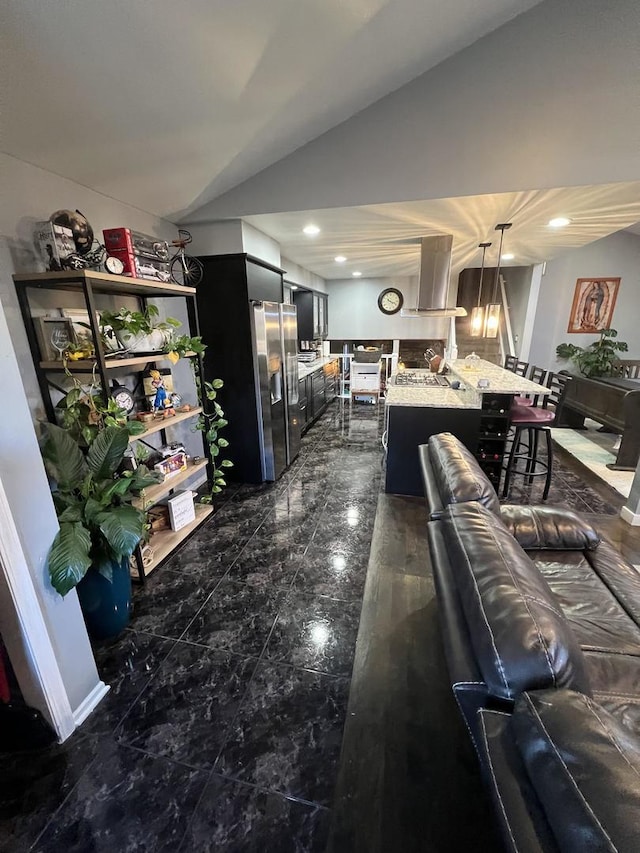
[1,0,541,220]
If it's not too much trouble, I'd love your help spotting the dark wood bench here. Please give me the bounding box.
[556,373,640,470]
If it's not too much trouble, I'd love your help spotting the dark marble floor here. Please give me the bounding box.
[1,407,631,852]
[0,400,385,853]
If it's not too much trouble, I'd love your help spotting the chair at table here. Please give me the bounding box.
[501,371,570,500]
[504,355,529,376]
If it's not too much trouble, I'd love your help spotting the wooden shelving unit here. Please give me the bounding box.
[132,504,214,578]
[128,406,202,443]
[14,269,212,583]
[133,458,208,508]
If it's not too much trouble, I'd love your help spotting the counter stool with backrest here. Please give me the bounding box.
[504,355,529,376]
[513,365,547,407]
[501,370,570,500]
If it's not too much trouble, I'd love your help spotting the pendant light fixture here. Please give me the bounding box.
[484,222,512,338]
[470,241,492,337]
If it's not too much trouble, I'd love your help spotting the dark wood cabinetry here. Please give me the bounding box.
[293,289,328,340]
[195,253,284,483]
[299,359,338,433]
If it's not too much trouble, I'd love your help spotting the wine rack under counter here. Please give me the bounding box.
[476,393,513,488]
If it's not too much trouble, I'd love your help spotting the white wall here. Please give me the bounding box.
[241,223,281,267]
[191,0,640,219]
[0,152,179,717]
[528,230,640,371]
[327,276,449,340]
[281,256,327,294]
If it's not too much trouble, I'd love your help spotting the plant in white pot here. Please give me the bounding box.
[42,422,160,639]
[100,305,180,353]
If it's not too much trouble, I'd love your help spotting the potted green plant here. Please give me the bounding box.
[100,304,181,353]
[42,422,160,639]
[556,328,628,378]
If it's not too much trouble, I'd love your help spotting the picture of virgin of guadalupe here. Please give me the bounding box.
[567,277,621,333]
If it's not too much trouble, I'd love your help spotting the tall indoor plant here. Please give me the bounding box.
[556,328,628,378]
[42,422,160,639]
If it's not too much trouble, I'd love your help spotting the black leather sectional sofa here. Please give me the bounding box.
[420,432,640,852]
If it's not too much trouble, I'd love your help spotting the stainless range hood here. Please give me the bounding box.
[400,235,467,318]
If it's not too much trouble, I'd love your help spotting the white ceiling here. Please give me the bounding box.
[1,0,540,220]
[245,182,640,279]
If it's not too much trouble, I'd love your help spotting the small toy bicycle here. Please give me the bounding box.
[169,229,204,287]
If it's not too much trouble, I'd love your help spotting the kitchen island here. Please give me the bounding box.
[384,359,548,496]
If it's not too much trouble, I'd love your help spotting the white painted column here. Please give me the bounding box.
[621,461,640,526]
[0,300,107,739]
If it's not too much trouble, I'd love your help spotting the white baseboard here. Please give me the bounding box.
[72,680,110,729]
[620,506,640,526]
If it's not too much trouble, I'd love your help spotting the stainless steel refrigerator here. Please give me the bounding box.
[251,301,301,480]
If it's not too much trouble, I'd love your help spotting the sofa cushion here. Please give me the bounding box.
[500,505,601,551]
[513,690,640,853]
[424,432,501,517]
[440,503,591,702]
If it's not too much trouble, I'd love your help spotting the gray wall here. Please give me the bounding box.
[193,0,640,218]
[326,276,449,340]
[528,230,640,371]
[503,267,534,357]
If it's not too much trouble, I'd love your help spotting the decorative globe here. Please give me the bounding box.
[50,209,94,255]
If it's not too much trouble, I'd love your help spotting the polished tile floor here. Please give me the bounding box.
[1,400,384,853]
[1,409,631,852]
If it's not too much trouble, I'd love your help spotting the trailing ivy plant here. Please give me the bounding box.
[42,423,161,596]
[196,379,233,502]
[556,328,628,378]
[56,380,145,447]
[100,304,180,337]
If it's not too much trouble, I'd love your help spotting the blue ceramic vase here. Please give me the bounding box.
[76,557,132,640]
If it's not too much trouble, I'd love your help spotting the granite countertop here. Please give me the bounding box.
[385,360,548,409]
[448,359,550,395]
[297,355,338,379]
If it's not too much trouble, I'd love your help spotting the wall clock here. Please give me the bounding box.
[111,383,135,414]
[378,287,404,315]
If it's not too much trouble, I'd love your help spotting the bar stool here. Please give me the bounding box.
[514,365,547,407]
[501,371,569,500]
[504,355,529,376]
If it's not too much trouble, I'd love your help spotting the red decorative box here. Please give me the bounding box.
[103,228,169,261]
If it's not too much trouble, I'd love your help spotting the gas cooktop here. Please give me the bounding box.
[394,372,450,387]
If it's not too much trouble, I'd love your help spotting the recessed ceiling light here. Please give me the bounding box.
[334,255,347,263]
[303,224,320,236]
[501,253,515,261]
[352,271,362,277]
[548,216,572,228]
[289,284,298,290]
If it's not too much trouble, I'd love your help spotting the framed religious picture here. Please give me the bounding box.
[567,277,620,333]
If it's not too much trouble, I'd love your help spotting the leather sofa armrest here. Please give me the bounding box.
[500,505,601,551]
[513,690,640,853]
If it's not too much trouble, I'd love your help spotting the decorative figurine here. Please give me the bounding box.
[149,369,168,413]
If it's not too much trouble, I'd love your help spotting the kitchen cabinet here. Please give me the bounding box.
[299,359,338,433]
[293,288,328,340]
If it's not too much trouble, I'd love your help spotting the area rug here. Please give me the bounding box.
[551,420,634,499]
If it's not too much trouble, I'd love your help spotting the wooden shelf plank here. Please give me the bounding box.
[133,459,208,509]
[39,352,198,372]
[14,269,196,297]
[132,503,213,578]
[128,406,202,443]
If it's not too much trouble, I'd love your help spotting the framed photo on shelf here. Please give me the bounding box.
[567,277,620,333]
[63,308,122,354]
[33,316,75,361]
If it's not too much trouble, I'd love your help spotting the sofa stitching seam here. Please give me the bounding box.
[523,694,618,852]
[478,711,519,853]
[584,697,640,783]
[485,524,557,688]
[449,514,510,694]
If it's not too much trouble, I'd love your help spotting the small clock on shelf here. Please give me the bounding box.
[377,287,403,315]
[111,383,135,414]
